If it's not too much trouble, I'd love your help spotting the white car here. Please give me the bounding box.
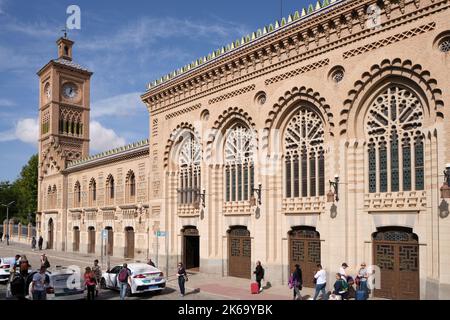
[7,266,85,300]
[0,257,16,283]
[101,263,166,296]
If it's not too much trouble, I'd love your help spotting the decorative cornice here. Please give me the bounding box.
[65,139,149,172]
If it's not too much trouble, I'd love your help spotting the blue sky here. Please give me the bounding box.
[0,0,312,181]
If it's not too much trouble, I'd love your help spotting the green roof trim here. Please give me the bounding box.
[67,138,149,168]
[146,0,344,90]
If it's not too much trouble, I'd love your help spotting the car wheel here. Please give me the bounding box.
[126,284,132,297]
[100,278,107,289]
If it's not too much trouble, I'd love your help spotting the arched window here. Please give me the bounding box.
[178,134,201,205]
[126,171,136,203]
[52,185,57,208]
[224,126,255,202]
[74,181,81,207]
[106,175,115,205]
[47,186,52,209]
[366,85,424,193]
[284,108,325,198]
[89,178,96,206]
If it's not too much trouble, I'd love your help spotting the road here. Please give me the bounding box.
[0,241,227,300]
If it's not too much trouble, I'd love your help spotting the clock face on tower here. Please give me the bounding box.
[62,82,78,100]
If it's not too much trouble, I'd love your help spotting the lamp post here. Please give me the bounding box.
[1,201,15,245]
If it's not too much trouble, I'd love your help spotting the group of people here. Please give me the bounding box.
[288,262,370,300]
[30,236,44,251]
[9,253,51,300]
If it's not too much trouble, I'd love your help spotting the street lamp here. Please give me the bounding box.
[327,175,340,203]
[1,201,15,245]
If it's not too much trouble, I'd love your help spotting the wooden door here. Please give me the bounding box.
[125,227,134,259]
[373,229,419,300]
[228,227,251,279]
[88,227,95,254]
[289,227,321,288]
[73,227,80,252]
[47,219,54,249]
[106,228,114,256]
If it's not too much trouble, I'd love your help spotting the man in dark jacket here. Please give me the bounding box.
[253,261,265,293]
[38,236,43,250]
[292,264,303,300]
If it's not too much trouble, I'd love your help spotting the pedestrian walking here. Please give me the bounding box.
[31,266,49,300]
[92,259,102,296]
[253,261,265,293]
[117,263,131,300]
[5,233,9,245]
[313,264,328,300]
[0,231,3,242]
[12,254,21,272]
[84,267,97,300]
[31,237,37,251]
[40,254,50,268]
[147,258,155,267]
[291,264,303,300]
[38,236,43,250]
[177,262,188,297]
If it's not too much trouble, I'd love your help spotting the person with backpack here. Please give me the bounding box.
[84,267,97,300]
[333,273,349,300]
[290,264,303,300]
[117,263,131,300]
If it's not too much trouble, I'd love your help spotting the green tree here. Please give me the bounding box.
[0,154,38,224]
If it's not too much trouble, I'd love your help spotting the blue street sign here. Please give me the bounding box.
[156,231,166,237]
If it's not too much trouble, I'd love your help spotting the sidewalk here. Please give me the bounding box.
[165,272,316,300]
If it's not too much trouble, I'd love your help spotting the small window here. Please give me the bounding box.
[439,38,450,53]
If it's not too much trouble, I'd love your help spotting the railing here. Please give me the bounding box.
[1,222,36,245]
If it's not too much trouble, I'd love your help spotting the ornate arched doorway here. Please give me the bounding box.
[182,226,200,270]
[373,227,419,300]
[228,226,251,279]
[288,226,321,288]
[73,226,80,252]
[124,227,135,259]
[47,218,54,250]
[87,226,95,254]
[105,227,114,256]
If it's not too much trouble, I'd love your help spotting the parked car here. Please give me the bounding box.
[7,266,85,300]
[0,257,16,283]
[101,263,165,296]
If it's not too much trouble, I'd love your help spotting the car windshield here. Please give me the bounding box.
[1,258,15,265]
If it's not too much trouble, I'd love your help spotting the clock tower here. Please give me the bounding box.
[37,36,93,179]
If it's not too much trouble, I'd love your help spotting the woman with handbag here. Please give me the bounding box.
[177,262,188,297]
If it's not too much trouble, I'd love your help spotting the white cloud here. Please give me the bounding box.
[91,92,144,118]
[0,98,15,107]
[0,117,38,145]
[15,118,38,144]
[90,120,126,152]
[78,17,249,52]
